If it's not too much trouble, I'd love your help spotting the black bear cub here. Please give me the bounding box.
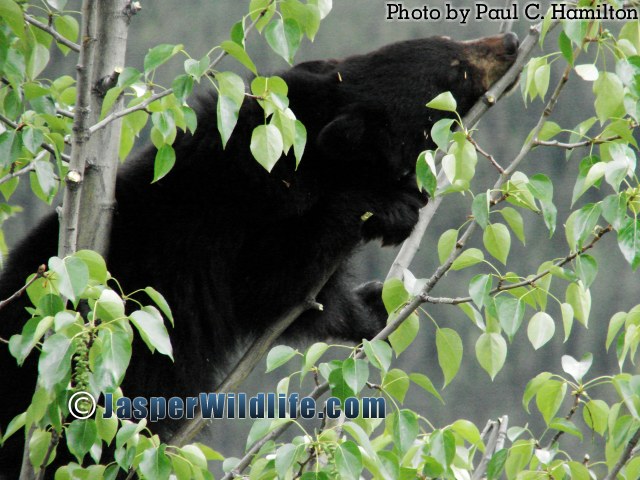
[0,33,518,475]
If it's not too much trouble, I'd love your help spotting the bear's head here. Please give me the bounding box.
[296,33,519,182]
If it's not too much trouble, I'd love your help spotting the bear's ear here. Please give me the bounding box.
[317,112,367,155]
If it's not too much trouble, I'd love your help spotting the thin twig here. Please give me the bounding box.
[89,0,276,136]
[468,135,505,173]
[24,13,81,52]
[534,135,622,149]
[0,113,70,162]
[548,391,581,447]
[0,163,35,186]
[0,265,46,312]
[421,225,612,306]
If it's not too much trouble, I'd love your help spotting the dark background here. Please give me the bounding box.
[4,0,638,468]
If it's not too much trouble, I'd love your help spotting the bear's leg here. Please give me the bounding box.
[360,176,428,246]
[282,268,388,344]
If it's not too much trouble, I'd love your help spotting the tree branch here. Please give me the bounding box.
[534,135,622,149]
[603,427,640,480]
[0,265,46,312]
[471,416,509,480]
[169,264,337,447]
[386,21,544,281]
[421,225,612,306]
[57,0,97,258]
[24,13,81,53]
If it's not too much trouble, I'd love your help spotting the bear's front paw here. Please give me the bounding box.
[353,281,388,338]
[361,186,428,245]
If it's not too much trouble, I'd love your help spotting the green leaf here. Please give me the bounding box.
[49,256,89,303]
[618,218,640,270]
[382,278,409,313]
[536,380,567,424]
[265,18,302,64]
[266,345,297,372]
[483,223,511,265]
[500,207,525,244]
[38,333,74,391]
[221,40,257,74]
[293,119,306,167]
[522,372,552,412]
[74,250,108,284]
[301,342,329,379]
[534,63,550,99]
[566,203,601,249]
[342,358,369,394]
[95,407,118,445]
[594,72,625,123]
[436,328,463,387]
[250,124,283,172]
[54,15,79,47]
[607,312,627,351]
[451,419,481,446]
[144,287,174,326]
[217,94,241,148]
[172,74,193,102]
[565,282,591,326]
[527,312,555,350]
[393,410,418,456]
[583,399,609,435]
[329,367,355,404]
[1,412,26,444]
[437,229,458,264]
[549,418,583,441]
[29,429,52,471]
[389,313,419,356]
[0,0,25,40]
[130,306,173,359]
[575,64,599,81]
[426,91,457,112]
[487,449,508,480]
[561,353,592,383]
[475,333,507,380]
[93,290,124,323]
[430,118,455,151]
[469,274,492,310]
[93,328,132,391]
[410,373,444,403]
[139,445,171,480]
[334,441,363,480]
[382,369,410,402]
[450,248,484,270]
[561,302,574,342]
[363,339,392,373]
[572,156,601,205]
[67,419,98,463]
[144,44,182,74]
[249,0,276,31]
[416,150,437,196]
[558,31,573,64]
[495,296,524,341]
[472,192,490,229]
[275,443,300,479]
[152,144,176,183]
[575,254,598,288]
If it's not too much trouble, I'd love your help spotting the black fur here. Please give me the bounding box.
[0,33,517,475]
